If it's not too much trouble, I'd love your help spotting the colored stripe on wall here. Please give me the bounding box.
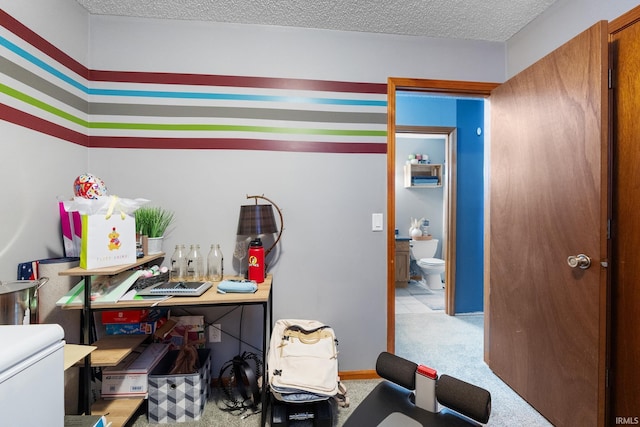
[0,9,388,154]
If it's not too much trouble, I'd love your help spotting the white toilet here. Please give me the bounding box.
[410,238,445,290]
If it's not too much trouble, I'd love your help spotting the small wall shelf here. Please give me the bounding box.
[404,163,443,188]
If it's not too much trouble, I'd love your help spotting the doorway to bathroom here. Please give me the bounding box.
[395,129,455,316]
[386,78,498,352]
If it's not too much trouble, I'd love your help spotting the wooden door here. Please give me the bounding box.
[489,22,609,426]
[610,10,640,421]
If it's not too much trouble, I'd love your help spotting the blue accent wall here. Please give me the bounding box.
[397,92,484,313]
[454,99,484,313]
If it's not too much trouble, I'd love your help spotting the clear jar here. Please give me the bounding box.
[186,244,205,281]
[169,244,187,282]
[207,244,224,281]
[420,219,430,236]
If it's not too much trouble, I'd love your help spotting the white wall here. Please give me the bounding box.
[88,15,505,83]
[1,0,88,63]
[84,15,505,371]
[0,0,88,277]
[0,125,86,269]
[507,0,640,77]
[0,2,505,372]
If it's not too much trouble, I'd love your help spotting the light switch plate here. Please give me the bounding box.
[372,213,383,231]
[209,324,221,342]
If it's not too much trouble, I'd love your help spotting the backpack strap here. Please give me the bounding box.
[334,378,350,408]
[285,324,331,334]
[284,329,334,345]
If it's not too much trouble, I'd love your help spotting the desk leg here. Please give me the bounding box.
[261,300,268,427]
[260,285,273,427]
[81,275,93,415]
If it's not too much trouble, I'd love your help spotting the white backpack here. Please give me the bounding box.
[267,319,347,406]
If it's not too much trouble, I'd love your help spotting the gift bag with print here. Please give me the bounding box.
[80,214,135,269]
[62,195,147,269]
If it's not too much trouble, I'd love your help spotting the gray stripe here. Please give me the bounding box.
[0,56,88,113]
[0,56,385,125]
[90,102,386,124]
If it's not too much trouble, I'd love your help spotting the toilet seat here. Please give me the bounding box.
[417,257,444,267]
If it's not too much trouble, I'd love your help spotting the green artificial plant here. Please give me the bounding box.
[134,206,175,238]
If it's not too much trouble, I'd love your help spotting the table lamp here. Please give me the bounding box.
[236,194,283,267]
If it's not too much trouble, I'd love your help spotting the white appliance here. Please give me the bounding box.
[0,324,65,427]
[410,238,446,290]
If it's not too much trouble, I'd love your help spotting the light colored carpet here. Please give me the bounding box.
[127,377,380,426]
[395,312,553,426]
[126,312,553,426]
[405,280,445,310]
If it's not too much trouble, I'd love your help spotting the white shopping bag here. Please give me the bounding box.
[75,196,140,269]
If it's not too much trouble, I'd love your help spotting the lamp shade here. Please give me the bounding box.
[236,204,278,236]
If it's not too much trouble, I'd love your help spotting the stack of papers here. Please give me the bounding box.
[56,270,142,306]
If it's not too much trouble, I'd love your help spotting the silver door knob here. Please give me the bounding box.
[567,254,591,269]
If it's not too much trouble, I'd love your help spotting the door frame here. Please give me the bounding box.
[395,125,457,315]
[607,7,640,422]
[387,78,498,353]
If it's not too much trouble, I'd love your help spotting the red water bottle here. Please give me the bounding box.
[248,238,265,283]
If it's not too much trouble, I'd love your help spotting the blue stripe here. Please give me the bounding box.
[87,88,386,106]
[0,35,88,92]
[0,34,386,107]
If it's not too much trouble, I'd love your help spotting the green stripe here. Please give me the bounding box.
[0,83,88,126]
[0,56,88,113]
[1,83,386,137]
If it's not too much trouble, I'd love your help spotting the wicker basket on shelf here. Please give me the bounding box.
[413,235,433,240]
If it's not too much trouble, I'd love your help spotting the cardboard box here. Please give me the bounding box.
[153,318,177,341]
[105,321,157,335]
[161,316,206,349]
[101,343,169,398]
[102,308,169,324]
[64,415,108,427]
[102,309,149,324]
[148,348,211,423]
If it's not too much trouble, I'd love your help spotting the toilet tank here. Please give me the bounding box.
[410,239,438,259]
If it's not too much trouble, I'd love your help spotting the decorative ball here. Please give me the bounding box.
[73,173,108,199]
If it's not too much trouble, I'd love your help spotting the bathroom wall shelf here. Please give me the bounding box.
[404,163,443,188]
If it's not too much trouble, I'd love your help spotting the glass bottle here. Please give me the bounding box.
[420,219,430,236]
[207,244,224,281]
[186,244,205,281]
[169,244,187,282]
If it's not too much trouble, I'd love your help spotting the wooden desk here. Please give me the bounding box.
[59,276,272,310]
[59,257,273,427]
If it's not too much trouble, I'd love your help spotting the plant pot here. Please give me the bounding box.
[147,237,164,255]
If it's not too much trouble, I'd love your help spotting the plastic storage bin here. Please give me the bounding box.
[147,348,211,423]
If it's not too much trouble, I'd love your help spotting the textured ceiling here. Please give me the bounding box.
[74,0,557,42]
